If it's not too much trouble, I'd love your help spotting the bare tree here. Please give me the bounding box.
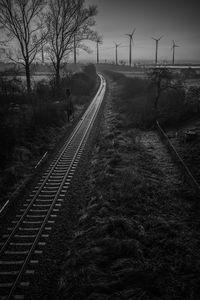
[148,67,184,109]
[0,0,47,92]
[73,17,97,64]
[46,0,97,89]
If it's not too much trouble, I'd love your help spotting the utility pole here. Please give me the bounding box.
[125,28,136,67]
[74,34,77,64]
[172,40,179,65]
[152,36,163,65]
[114,42,120,65]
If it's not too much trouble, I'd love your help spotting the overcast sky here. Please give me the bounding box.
[79,0,200,63]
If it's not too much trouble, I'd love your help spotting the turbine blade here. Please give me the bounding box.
[132,28,136,35]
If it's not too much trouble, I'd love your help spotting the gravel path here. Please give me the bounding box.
[141,131,182,187]
[166,119,200,185]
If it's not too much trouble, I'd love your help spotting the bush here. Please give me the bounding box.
[0,124,15,169]
[82,63,96,78]
[82,63,97,88]
[34,79,53,100]
[105,70,194,128]
[158,88,187,125]
[71,64,97,98]
[31,102,67,129]
[103,70,126,83]
[71,72,91,96]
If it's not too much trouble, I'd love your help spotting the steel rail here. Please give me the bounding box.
[156,120,200,194]
[0,74,103,256]
[0,74,106,300]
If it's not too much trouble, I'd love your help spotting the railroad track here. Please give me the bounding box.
[0,74,106,300]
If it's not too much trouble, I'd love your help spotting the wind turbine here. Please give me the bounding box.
[94,34,103,64]
[114,42,120,65]
[125,28,136,67]
[151,36,163,65]
[172,40,179,65]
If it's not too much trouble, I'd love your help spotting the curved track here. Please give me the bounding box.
[0,74,106,300]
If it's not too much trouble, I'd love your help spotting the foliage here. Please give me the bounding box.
[45,0,97,87]
[0,64,98,205]
[181,68,200,79]
[71,65,97,97]
[58,107,199,300]
[105,70,196,128]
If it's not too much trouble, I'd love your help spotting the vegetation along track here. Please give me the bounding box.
[0,74,106,300]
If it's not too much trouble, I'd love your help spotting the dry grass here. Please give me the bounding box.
[58,84,199,299]
[104,70,198,129]
[0,64,98,206]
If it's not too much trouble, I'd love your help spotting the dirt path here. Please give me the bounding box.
[141,131,182,187]
[166,119,200,185]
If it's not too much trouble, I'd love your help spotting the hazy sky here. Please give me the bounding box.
[80,0,200,63]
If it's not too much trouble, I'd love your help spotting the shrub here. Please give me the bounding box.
[158,88,187,125]
[103,70,126,83]
[0,65,98,174]
[71,72,91,96]
[82,63,97,88]
[82,63,96,79]
[31,102,66,128]
[105,70,194,128]
[34,79,53,100]
[0,123,15,169]
[71,64,97,98]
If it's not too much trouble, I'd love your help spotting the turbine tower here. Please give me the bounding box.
[172,40,179,65]
[94,34,103,64]
[125,28,136,67]
[114,42,120,65]
[151,36,163,65]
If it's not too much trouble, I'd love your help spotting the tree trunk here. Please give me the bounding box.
[74,35,77,64]
[25,61,31,93]
[155,80,161,109]
[154,94,160,109]
[42,46,44,64]
[97,42,99,64]
[55,60,60,90]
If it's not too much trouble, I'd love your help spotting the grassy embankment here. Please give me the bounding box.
[0,64,98,206]
[103,70,200,128]
[58,75,200,299]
